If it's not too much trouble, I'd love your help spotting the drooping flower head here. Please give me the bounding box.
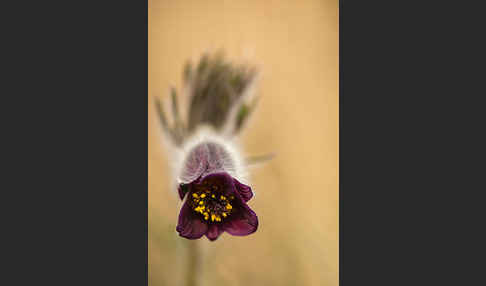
[155,52,267,241]
[177,172,257,241]
[175,138,258,241]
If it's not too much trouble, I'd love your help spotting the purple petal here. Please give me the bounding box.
[233,178,253,202]
[223,203,258,236]
[178,184,187,200]
[176,172,258,240]
[200,172,236,196]
[176,200,208,239]
[206,224,224,241]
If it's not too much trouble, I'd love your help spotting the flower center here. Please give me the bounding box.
[190,185,234,222]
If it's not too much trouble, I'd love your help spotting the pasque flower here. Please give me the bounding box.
[176,140,258,241]
[156,52,269,241]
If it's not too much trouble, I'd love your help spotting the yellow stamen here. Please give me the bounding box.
[200,193,206,198]
[226,203,232,210]
[222,212,227,217]
[220,195,226,200]
[211,214,216,222]
[192,193,198,198]
[215,216,221,222]
[211,194,215,198]
[199,201,204,205]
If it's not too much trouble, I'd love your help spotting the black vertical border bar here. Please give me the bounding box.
[338,0,470,284]
[340,0,405,284]
[4,0,150,284]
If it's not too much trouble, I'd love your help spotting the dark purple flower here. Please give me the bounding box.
[176,172,258,241]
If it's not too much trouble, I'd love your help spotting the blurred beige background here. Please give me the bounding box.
[148,0,338,285]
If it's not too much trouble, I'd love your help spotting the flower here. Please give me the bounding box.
[154,52,266,241]
[176,172,258,241]
[174,136,258,241]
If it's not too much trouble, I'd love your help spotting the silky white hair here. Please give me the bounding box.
[162,126,250,198]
